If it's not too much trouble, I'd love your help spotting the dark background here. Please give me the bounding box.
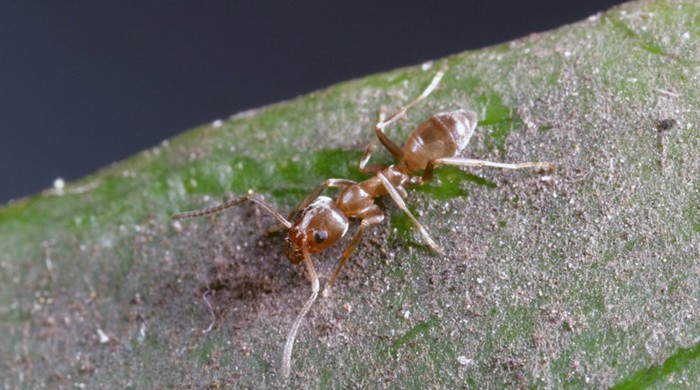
[1,1,626,204]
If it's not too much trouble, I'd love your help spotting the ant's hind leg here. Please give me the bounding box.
[371,62,448,162]
[377,172,443,254]
[427,158,556,180]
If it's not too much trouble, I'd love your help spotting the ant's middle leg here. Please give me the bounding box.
[358,139,384,174]
[366,63,448,166]
[358,105,388,174]
[377,172,443,254]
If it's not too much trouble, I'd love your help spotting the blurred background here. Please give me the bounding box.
[1,1,626,204]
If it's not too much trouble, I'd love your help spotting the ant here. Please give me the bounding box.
[172,63,556,377]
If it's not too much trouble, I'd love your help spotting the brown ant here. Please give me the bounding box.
[172,63,556,377]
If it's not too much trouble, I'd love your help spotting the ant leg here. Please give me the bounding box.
[358,109,388,174]
[172,195,292,229]
[420,158,556,183]
[322,211,384,295]
[289,178,355,219]
[372,62,448,161]
[358,141,386,174]
[282,246,319,378]
[377,172,443,254]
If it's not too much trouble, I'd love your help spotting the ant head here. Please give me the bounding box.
[284,196,349,264]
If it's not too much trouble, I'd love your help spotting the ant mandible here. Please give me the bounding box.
[172,63,556,377]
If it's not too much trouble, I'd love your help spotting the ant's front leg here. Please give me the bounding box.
[322,209,384,295]
[282,246,319,378]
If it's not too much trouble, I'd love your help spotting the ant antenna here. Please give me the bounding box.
[172,195,292,229]
[282,247,319,377]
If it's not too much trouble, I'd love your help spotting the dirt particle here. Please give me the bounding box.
[655,118,676,132]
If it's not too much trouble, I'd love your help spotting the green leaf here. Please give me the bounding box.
[2,0,699,387]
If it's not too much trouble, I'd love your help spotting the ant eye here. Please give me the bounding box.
[314,230,328,244]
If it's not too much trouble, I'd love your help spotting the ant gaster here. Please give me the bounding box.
[172,63,556,377]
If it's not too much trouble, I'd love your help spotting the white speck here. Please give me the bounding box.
[682,31,690,40]
[172,220,182,232]
[137,324,146,343]
[403,310,411,319]
[212,119,224,128]
[53,178,65,190]
[563,51,572,58]
[229,108,257,121]
[322,287,333,298]
[457,356,473,366]
[421,61,434,71]
[97,328,110,343]
[476,277,484,284]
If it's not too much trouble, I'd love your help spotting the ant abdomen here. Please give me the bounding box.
[401,109,477,172]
